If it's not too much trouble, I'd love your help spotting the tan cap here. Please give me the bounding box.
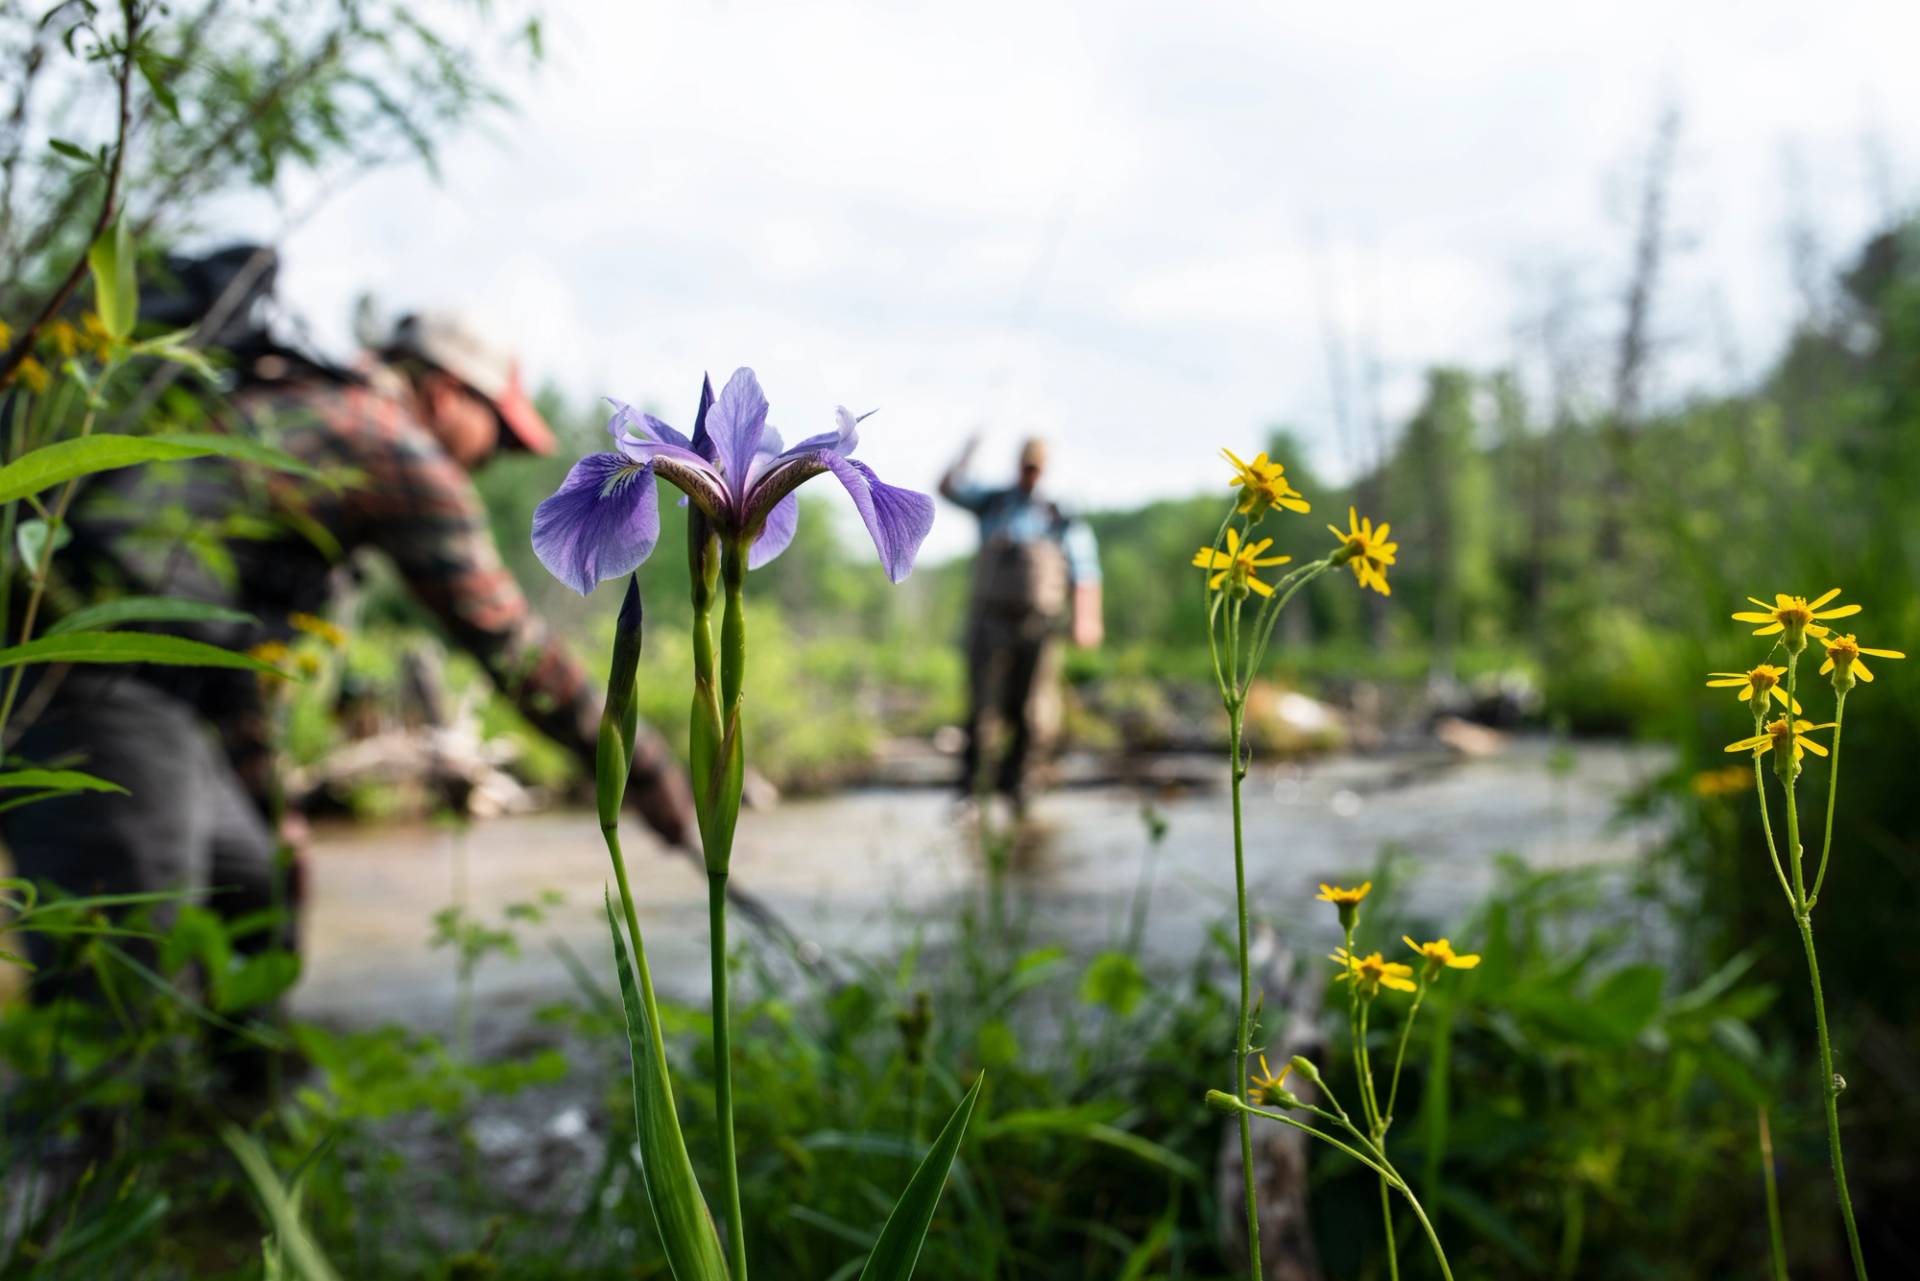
[386,311,556,455]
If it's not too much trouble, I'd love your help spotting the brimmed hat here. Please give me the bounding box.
[385,311,556,455]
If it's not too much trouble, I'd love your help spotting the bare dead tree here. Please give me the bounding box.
[1598,101,1681,561]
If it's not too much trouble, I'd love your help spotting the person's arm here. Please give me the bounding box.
[939,434,992,511]
[353,410,695,846]
[1063,518,1103,648]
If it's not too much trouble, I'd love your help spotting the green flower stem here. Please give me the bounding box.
[1239,558,1334,694]
[1809,691,1846,906]
[1783,655,1867,1281]
[1358,998,1399,1281]
[1238,1099,1454,1281]
[1240,1102,1397,1182]
[1227,696,1261,1281]
[708,870,745,1279]
[1384,977,1429,1129]
[1752,732,1795,912]
[1759,1106,1789,1281]
[710,543,749,1279]
[0,379,108,742]
[1397,1176,1458,1281]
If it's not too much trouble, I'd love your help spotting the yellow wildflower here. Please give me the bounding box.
[1249,1052,1294,1107]
[248,640,293,682]
[1192,526,1292,598]
[1704,664,1800,714]
[1315,881,1371,908]
[45,319,80,359]
[1222,448,1310,518]
[289,611,348,648]
[1404,936,1481,973]
[1731,590,1859,648]
[1818,633,1903,686]
[11,356,50,393]
[80,312,115,358]
[0,320,10,348]
[1316,879,1370,928]
[1330,947,1417,996]
[1724,716,1835,764]
[1327,506,1396,596]
[1689,765,1753,798]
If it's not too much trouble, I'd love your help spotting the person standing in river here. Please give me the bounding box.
[940,435,1103,812]
[1,255,696,1003]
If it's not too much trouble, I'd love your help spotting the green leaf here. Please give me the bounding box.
[46,595,255,637]
[48,138,95,166]
[14,517,72,569]
[0,768,126,796]
[87,216,137,340]
[130,328,218,382]
[220,1125,344,1281]
[604,892,731,1281]
[858,1075,983,1281]
[0,432,327,505]
[0,631,285,675]
[1079,950,1147,1016]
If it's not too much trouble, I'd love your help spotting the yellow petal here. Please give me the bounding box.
[1813,603,1861,620]
[1855,660,1874,683]
[1247,576,1275,597]
[1731,612,1775,623]
[1807,588,1842,610]
[1860,647,1905,659]
[1801,737,1829,756]
[1447,954,1481,969]
[1818,658,1834,675]
[1754,622,1783,635]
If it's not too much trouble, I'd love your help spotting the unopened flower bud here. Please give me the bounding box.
[1287,1055,1325,1089]
[596,575,644,829]
[1205,1089,1244,1115]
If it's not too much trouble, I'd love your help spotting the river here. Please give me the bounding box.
[292,736,1670,1030]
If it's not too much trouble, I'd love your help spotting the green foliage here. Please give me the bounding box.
[858,1075,982,1281]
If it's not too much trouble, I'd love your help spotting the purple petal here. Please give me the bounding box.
[821,453,935,582]
[616,437,732,517]
[532,453,661,595]
[705,368,770,498]
[605,397,693,451]
[689,373,716,459]
[748,492,800,570]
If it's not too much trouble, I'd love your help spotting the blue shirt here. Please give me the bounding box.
[943,482,1101,585]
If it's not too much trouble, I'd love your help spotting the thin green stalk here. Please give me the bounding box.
[708,871,745,1279]
[1227,702,1261,1281]
[1397,1179,1457,1281]
[1240,1102,1397,1181]
[710,544,749,1279]
[1752,739,1795,912]
[0,388,104,741]
[1759,1106,1789,1281]
[1384,978,1428,1127]
[1809,691,1845,906]
[1358,998,1399,1281]
[1783,654,1867,1281]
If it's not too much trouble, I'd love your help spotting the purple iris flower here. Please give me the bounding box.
[532,367,935,594]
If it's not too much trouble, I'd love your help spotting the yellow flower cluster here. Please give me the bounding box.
[1,311,118,393]
[1193,451,1396,597]
[1716,590,1903,755]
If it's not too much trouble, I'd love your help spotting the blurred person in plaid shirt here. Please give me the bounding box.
[1,255,695,995]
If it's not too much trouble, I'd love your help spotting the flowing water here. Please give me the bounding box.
[293,736,1670,1029]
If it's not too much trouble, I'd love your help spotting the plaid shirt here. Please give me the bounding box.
[60,375,654,812]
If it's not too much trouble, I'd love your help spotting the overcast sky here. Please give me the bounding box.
[238,1,1920,557]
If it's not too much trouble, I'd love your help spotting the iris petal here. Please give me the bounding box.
[531,453,661,595]
[820,452,935,583]
[748,492,800,570]
[705,368,771,498]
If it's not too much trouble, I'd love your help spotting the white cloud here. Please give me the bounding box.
[217,0,1920,561]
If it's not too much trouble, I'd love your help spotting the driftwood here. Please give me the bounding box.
[1216,924,1326,1281]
